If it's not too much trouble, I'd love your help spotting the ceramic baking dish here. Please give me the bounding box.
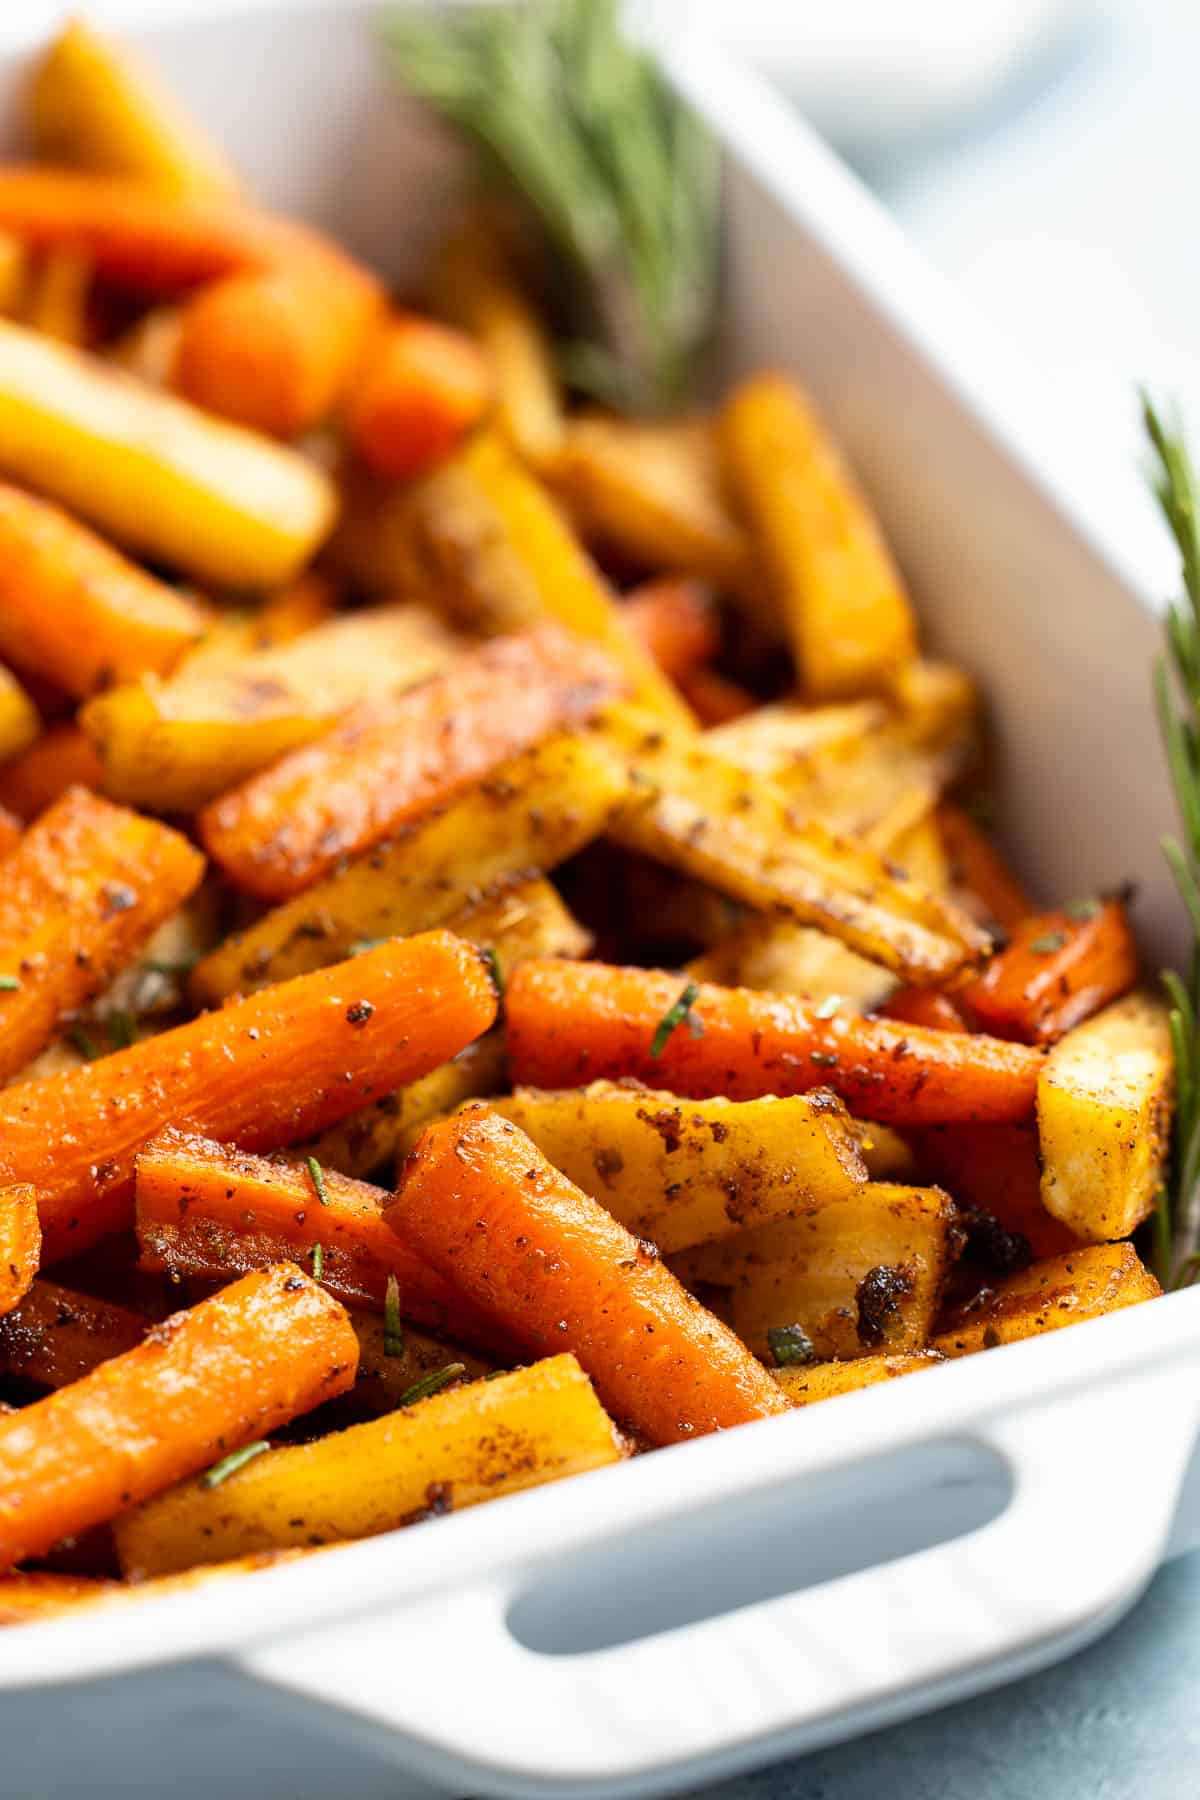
[2,5,1200,1796]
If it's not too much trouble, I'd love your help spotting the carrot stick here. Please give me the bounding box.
[938,804,1033,930]
[960,900,1137,1044]
[0,1263,358,1566]
[506,959,1045,1126]
[0,1279,146,1388]
[176,263,383,439]
[390,1104,790,1445]
[199,625,624,900]
[881,987,970,1033]
[908,1124,1080,1261]
[343,311,491,478]
[0,929,497,1262]
[0,1188,39,1319]
[0,787,204,1083]
[135,1129,501,1348]
[0,165,356,298]
[0,481,206,697]
[0,724,104,820]
[622,578,718,680]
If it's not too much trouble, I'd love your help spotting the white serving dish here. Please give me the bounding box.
[2,6,1200,1796]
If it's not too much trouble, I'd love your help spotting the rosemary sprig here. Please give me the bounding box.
[382,0,719,411]
[649,977,702,1059]
[1143,393,1200,1283]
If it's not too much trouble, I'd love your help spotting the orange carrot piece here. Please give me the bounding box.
[0,1571,118,1621]
[938,805,1032,931]
[881,987,970,1033]
[391,1104,790,1444]
[0,929,497,1262]
[0,1278,146,1388]
[0,165,354,296]
[0,805,19,858]
[0,787,204,1083]
[135,1129,499,1347]
[960,900,1137,1044]
[344,311,491,479]
[0,724,104,821]
[199,625,624,900]
[678,665,757,726]
[0,1263,358,1566]
[622,578,718,680]
[506,959,1045,1127]
[0,1188,39,1319]
[176,263,383,439]
[0,481,207,697]
[909,1123,1080,1261]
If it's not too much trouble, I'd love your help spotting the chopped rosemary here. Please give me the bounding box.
[397,1361,467,1408]
[481,945,505,1003]
[201,1440,270,1489]
[814,994,842,1019]
[1064,897,1101,922]
[143,954,201,976]
[766,1324,816,1368]
[384,1273,405,1358]
[1144,394,1200,1284]
[0,974,20,992]
[311,1242,325,1282]
[1027,931,1067,954]
[105,1009,136,1052]
[69,1025,100,1061]
[382,0,719,412]
[306,1155,331,1207]
[649,978,702,1058]
[348,936,387,956]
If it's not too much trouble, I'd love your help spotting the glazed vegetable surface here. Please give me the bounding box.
[0,9,1171,1621]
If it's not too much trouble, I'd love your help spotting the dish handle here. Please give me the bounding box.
[241,1362,1200,1798]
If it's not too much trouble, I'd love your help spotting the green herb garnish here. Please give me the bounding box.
[1027,931,1067,954]
[649,978,702,1058]
[348,937,387,956]
[382,0,719,411]
[397,1362,467,1407]
[814,994,842,1019]
[143,954,200,977]
[481,945,505,1003]
[311,1242,325,1282]
[201,1440,270,1489]
[1064,897,1102,922]
[766,1324,816,1368]
[306,1155,331,1208]
[1143,394,1200,1283]
[384,1273,405,1358]
[69,1026,99,1061]
[105,1009,136,1052]
[0,974,21,992]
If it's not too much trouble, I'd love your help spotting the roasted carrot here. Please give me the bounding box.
[391,1104,790,1445]
[881,988,969,1033]
[678,666,757,726]
[199,626,624,901]
[506,960,1045,1126]
[0,787,204,1083]
[0,1188,39,1319]
[344,311,491,478]
[0,164,366,298]
[134,1130,500,1347]
[0,1279,146,1389]
[0,724,103,820]
[176,263,383,439]
[908,1123,1080,1261]
[0,1263,358,1566]
[960,900,1137,1044]
[622,577,718,680]
[0,930,497,1262]
[0,481,206,698]
[938,805,1032,931]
